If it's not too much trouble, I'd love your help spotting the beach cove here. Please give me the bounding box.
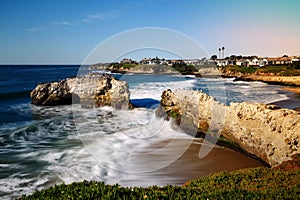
[0,65,299,199]
[23,68,300,199]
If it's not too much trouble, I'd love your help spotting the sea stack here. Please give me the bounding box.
[30,73,132,109]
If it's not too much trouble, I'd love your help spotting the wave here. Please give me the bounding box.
[0,104,194,199]
[0,74,293,199]
[130,79,196,101]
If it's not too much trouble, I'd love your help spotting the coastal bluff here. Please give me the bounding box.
[30,74,131,109]
[158,89,300,167]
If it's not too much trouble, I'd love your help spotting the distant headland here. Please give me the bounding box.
[89,55,300,83]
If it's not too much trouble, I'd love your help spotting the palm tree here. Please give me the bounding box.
[222,47,225,59]
[219,48,221,59]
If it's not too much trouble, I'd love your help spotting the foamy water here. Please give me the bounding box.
[0,73,290,199]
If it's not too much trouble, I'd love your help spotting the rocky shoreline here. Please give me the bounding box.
[158,89,300,167]
[30,73,300,168]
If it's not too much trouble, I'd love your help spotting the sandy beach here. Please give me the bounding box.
[126,139,264,186]
[139,79,300,186]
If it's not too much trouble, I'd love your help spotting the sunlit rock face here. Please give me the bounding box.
[30,73,132,109]
[158,89,300,167]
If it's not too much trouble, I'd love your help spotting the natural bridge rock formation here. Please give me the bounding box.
[30,74,132,109]
[158,89,300,167]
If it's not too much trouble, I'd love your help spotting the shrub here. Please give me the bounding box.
[20,166,300,200]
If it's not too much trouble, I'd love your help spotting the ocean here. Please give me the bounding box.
[0,65,289,199]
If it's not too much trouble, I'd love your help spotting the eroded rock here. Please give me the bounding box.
[158,89,300,167]
[30,74,132,109]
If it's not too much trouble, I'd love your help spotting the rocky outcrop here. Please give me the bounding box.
[30,80,73,106]
[158,89,300,167]
[30,74,132,109]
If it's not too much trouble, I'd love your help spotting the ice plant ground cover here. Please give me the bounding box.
[20,155,300,200]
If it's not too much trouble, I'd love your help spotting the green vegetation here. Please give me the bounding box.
[172,63,198,74]
[109,63,138,70]
[20,156,300,200]
[221,64,300,76]
[224,65,258,74]
[258,65,300,76]
[291,61,300,70]
[122,64,137,69]
[169,110,181,120]
[94,60,205,75]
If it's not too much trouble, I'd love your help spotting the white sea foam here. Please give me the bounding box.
[225,79,289,104]
[0,75,292,199]
[130,79,196,101]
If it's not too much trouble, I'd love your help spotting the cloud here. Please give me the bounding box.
[26,10,119,32]
[51,21,72,26]
[82,10,120,23]
[26,21,72,32]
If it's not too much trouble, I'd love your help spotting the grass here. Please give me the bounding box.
[20,155,300,200]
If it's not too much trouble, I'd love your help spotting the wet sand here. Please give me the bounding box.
[121,139,264,186]
[268,86,300,111]
[119,81,300,187]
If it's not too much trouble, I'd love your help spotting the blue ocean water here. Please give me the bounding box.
[0,65,80,124]
[0,65,289,199]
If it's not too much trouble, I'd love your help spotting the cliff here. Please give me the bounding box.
[158,89,300,167]
[30,73,132,109]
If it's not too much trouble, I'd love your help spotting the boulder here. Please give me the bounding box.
[158,89,300,167]
[30,73,132,109]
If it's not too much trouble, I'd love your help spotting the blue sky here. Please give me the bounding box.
[0,0,300,64]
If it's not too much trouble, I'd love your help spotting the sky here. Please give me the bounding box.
[0,0,300,64]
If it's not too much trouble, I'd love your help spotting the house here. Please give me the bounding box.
[140,57,168,65]
[248,58,259,66]
[120,58,136,64]
[235,59,243,66]
[140,58,155,65]
[266,57,293,65]
[169,59,185,65]
[292,57,299,62]
[184,59,205,66]
[216,59,228,67]
[259,58,268,67]
[242,59,250,67]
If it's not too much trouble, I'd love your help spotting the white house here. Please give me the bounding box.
[259,58,268,67]
[216,59,228,66]
[242,59,250,67]
[251,58,259,66]
[235,59,243,66]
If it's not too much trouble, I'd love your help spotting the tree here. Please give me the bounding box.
[229,55,236,60]
[236,55,243,60]
[211,55,217,60]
